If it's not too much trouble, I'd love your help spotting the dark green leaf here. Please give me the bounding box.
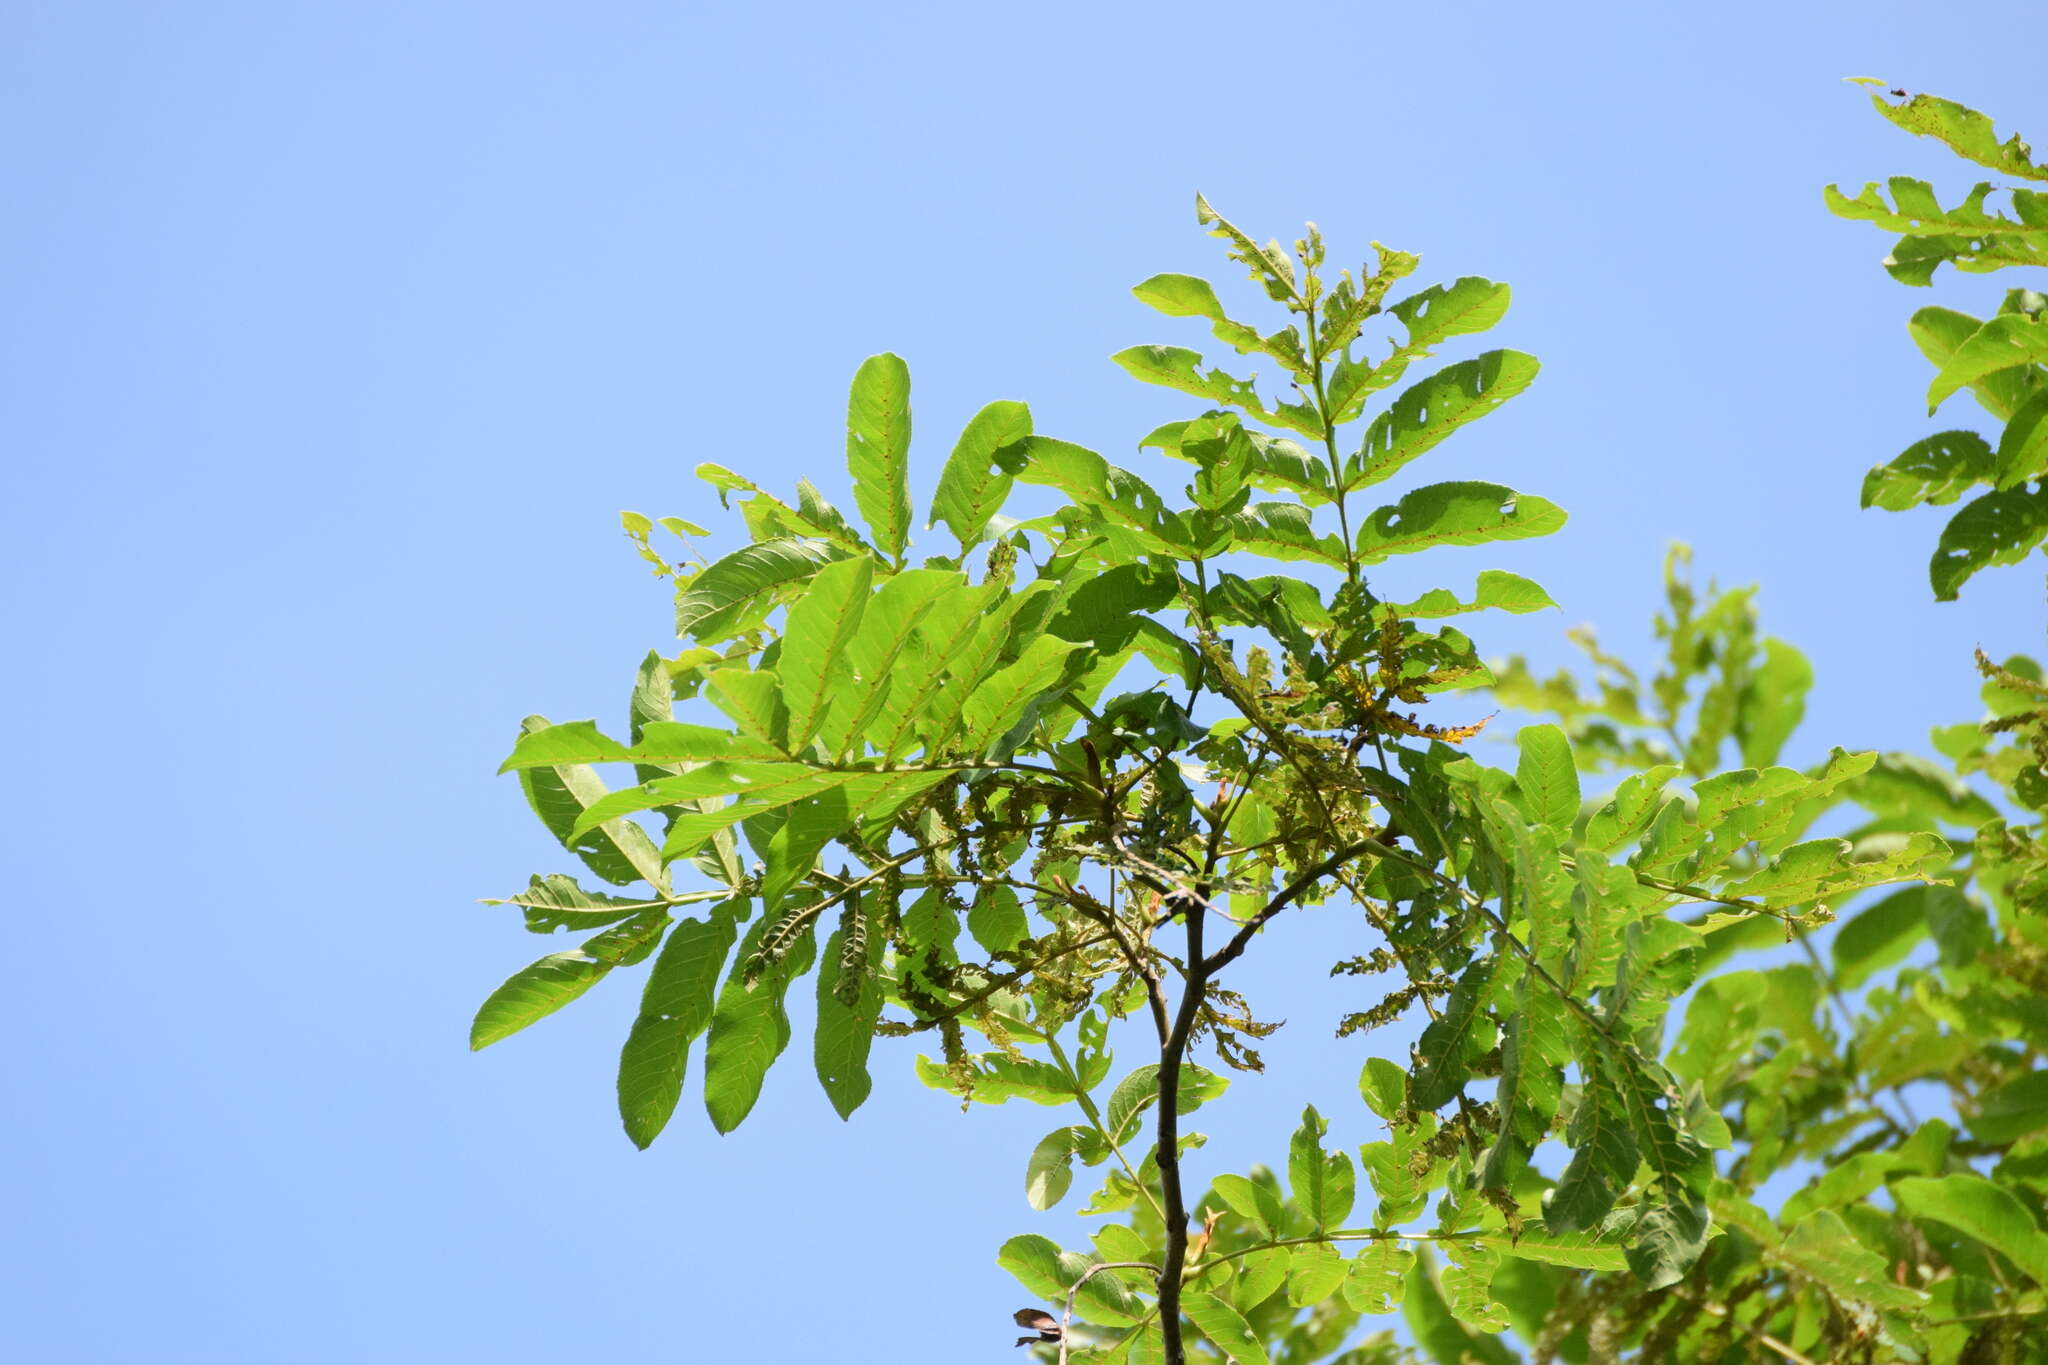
[1409,954,1497,1110]
[617,902,740,1147]
[702,912,817,1133]
[814,921,882,1120]
[1931,483,2048,600]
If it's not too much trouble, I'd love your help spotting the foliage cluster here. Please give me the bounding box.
[468,87,2048,1363]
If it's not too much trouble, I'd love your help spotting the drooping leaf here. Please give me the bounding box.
[470,910,669,1050]
[813,920,882,1120]
[617,901,740,1147]
[1025,1126,1091,1211]
[674,538,841,641]
[701,913,817,1133]
[1409,954,1498,1111]
[1930,483,2048,600]
[514,716,669,890]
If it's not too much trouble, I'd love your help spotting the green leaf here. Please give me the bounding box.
[1210,1172,1284,1238]
[1971,1071,2048,1146]
[1779,1209,1928,1312]
[825,568,961,758]
[967,883,1028,955]
[487,872,662,936]
[1831,885,1936,990]
[1863,431,1995,510]
[1514,724,1578,835]
[1340,1241,1412,1314]
[1893,1174,2048,1285]
[616,902,740,1147]
[931,399,1032,549]
[813,920,882,1120]
[1026,1127,1090,1210]
[1286,1241,1347,1307]
[1328,276,1512,423]
[1736,638,1812,769]
[845,353,913,562]
[1997,389,2048,488]
[1403,1249,1515,1365]
[1289,1105,1357,1231]
[514,716,668,889]
[1409,954,1497,1110]
[914,1052,1075,1106]
[702,669,788,750]
[1909,306,2043,421]
[1354,482,1566,564]
[470,911,668,1050]
[1351,351,1540,490]
[959,634,1084,755]
[1868,90,2048,184]
[1546,1072,1636,1236]
[1359,1056,1407,1120]
[1132,272,1298,369]
[1196,192,1299,302]
[1727,831,1951,908]
[1012,437,1190,555]
[1104,1062,1227,1143]
[1183,1291,1269,1365]
[1110,345,1320,439]
[675,538,840,641]
[1581,765,1681,854]
[1439,1242,1509,1332]
[997,1235,1143,1328]
[498,718,633,771]
[1388,570,1556,619]
[702,912,817,1134]
[778,555,873,751]
[1931,483,2048,600]
[1217,501,1347,567]
[1234,1246,1289,1312]
[1927,313,2048,413]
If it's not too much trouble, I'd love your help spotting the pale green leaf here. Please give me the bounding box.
[845,353,913,561]
[1352,351,1539,489]
[930,399,1032,549]
[1354,483,1566,564]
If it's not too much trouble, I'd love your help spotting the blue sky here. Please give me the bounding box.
[4,3,2041,1360]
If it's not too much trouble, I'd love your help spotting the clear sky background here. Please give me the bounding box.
[5,3,2042,1361]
